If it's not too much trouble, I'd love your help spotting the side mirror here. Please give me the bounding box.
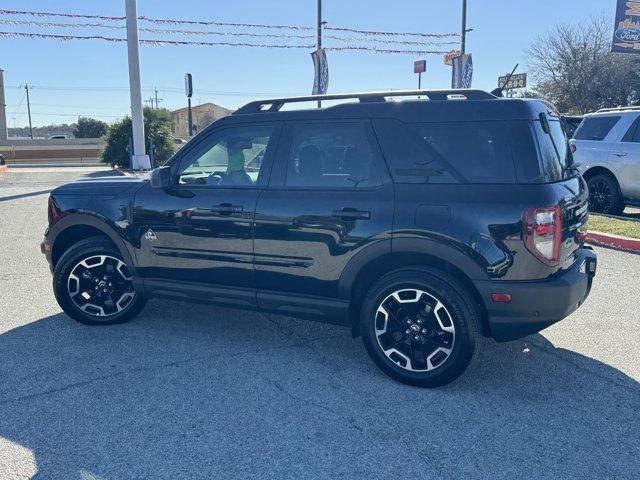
[150,166,173,189]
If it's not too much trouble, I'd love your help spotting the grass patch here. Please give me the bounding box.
[588,214,640,239]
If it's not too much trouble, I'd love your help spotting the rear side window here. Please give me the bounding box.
[284,122,382,188]
[373,119,518,184]
[573,116,620,141]
[622,116,640,142]
[533,119,570,183]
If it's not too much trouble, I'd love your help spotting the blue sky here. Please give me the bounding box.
[1,0,615,127]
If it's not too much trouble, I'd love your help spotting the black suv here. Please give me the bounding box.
[41,90,597,387]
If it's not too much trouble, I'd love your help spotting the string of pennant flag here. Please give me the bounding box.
[0,19,461,46]
[0,31,451,55]
[0,9,461,54]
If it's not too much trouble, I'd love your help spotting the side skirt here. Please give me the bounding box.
[140,278,351,327]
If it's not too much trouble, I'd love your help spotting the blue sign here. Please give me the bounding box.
[613,0,640,54]
[452,54,473,88]
[311,49,329,95]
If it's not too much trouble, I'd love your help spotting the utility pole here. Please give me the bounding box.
[25,84,33,139]
[461,0,467,54]
[154,87,162,109]
[316,0,322,108]
[0,69,7,143]
[124,0,150,170]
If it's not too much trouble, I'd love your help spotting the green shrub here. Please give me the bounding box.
[102,107,176,169]
[74,117,108,138]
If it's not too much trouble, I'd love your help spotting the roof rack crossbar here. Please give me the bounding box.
[234,89,496,114]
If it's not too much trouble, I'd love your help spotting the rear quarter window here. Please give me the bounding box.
[573,116,621,141]
[373,119,522,184]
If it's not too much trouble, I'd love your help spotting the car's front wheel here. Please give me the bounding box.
[53,237,147,325]
[359,268,480,387]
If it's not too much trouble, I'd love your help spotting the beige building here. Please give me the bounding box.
[171,102,234,139]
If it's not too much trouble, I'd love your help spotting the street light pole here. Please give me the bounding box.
[124,0,150,170]
[461,0,467,55]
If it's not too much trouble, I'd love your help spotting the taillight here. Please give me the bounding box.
[523,207,562,266]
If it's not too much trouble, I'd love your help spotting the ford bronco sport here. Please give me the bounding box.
[42,90,597,387]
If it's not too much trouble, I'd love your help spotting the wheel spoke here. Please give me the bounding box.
[409,339,427,370]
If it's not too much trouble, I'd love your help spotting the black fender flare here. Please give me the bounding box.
[47,213,138,275]
[338,236,488,300]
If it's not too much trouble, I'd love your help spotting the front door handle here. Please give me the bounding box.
[331,207,371,220]
[211,203,243,215]
[614,151,627,157]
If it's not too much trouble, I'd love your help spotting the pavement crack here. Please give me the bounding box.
[0,334,343,407]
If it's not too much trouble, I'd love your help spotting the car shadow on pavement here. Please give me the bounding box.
[0,301,638,479]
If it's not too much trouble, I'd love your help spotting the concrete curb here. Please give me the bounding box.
[586,231,640,254]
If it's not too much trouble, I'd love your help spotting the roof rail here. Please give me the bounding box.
[596,105,640,113]
[234,89,496,114]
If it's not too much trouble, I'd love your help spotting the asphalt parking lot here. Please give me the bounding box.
[0,167,639,479]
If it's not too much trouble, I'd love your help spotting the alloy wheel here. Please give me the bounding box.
[67,255,135,317]
[375,288,456,372]
[589,179,612,213]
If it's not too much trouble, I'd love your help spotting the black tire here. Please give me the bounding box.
[53,237,147,325]
[359,267,480,388]
[587,174,625,215]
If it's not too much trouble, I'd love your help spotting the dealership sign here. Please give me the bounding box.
[612,0,640,54]
[452,54,473,89]
[498,73,527,90]
[444,50,462,66]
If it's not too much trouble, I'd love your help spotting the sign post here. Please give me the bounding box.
[612,0,640,54]
[414,60,426,90]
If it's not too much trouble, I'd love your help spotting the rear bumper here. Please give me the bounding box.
[475,247,597,342]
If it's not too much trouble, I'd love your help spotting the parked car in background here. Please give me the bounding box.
[570,107,640,214]
[562,115,583,138]
[41,90,596,387]
[48,134,69,140]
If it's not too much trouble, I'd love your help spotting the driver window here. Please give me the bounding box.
[178,125,275,187]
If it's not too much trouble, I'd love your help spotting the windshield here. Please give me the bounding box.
[534,119,572,182]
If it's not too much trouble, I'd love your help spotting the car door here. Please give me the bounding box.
[132,122,281,295]
[253,119,394,308]
[610,114,640,200]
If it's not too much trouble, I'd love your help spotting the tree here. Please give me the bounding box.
[101,108,176,169]
[74,117,108,138]
[526,16,640,114]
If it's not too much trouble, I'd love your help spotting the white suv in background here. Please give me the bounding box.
[570,107,640,214]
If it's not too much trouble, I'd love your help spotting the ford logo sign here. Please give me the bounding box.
[615,27,640,42]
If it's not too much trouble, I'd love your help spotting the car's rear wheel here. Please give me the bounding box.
[53,237,147,325]
[359,268,480,387]
[587,174,625,215]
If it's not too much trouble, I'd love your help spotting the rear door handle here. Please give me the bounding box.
[331,207,371,220]
[211,203,243,215]
[614,151,627,157]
